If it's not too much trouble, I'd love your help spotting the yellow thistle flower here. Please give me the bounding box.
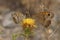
[22,18,36,28]
[23,18,35,25]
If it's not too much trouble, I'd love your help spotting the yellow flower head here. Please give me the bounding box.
[22,18,35,26]
[22,18,37,28]
[22,18,37,29]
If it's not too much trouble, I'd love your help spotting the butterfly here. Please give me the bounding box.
[32,11,54,28]
[12,11,25,24]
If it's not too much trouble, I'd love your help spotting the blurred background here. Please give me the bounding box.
[0,0,60,40]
